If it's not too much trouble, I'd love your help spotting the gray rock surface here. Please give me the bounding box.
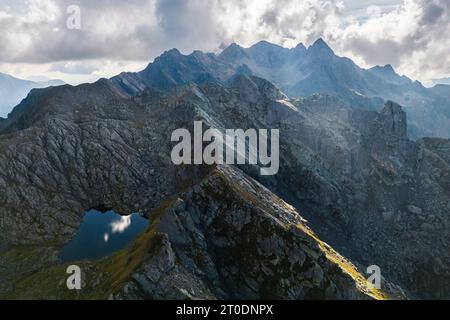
[0,48,448,299]
[113,166,379,300]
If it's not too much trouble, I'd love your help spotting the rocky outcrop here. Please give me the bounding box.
[114,166,383,300]
[379,101,407,138]
[259,97,450,299]
[0,72,64,118]
[0,52,448,299]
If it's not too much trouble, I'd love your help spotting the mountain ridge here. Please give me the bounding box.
[0,72,64,119]
[0,66,448,298]
[105,39,450,139]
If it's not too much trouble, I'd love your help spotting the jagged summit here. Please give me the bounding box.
[369,64,413,87]
[249,40,287,50]
[382,64,395,72]
[219,42,249,61]
[220,39,315,57]
[164,48,182,55]
[308,38,334,55]
[44,38,450,137]
[294,42,307,51]
[7,37,447,139]
[370,64,396,75]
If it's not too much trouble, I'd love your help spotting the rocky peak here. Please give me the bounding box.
[219,43,249,62]
[141,48,183,72]
[247,40,290,68]
[294,42,307,51]
[370,64,396,76]
[292,43,307,56]
[163,48,182,56]
[308,38,334,56]
[249,40,285,51]
[380,101,407,138]
[410,80,427,93]
[382,64,395,73]
[369,64,412,86]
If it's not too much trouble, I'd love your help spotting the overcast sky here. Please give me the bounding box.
[0,0,448,85]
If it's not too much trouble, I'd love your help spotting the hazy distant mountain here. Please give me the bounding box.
[368,64,412,86]
[0,73,64,118]
[109,39,450,139]
[431,77,450,86]
[219,39,450,138]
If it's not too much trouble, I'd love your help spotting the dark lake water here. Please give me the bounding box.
[59,210,148,263]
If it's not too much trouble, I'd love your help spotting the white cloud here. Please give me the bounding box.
[331,0,450,81]
[0,0,448,83]
[213,0,344,48]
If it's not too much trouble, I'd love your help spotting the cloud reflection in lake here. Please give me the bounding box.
[60,210,148,263]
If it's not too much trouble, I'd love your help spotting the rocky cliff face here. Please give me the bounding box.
[114,166,383,300]
[257,97,450,299]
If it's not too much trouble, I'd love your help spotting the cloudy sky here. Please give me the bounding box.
[0,0,448,85]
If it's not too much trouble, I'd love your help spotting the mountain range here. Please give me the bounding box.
[0,73,64,118]
[0,39,449,300]
[107,38,450,139]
